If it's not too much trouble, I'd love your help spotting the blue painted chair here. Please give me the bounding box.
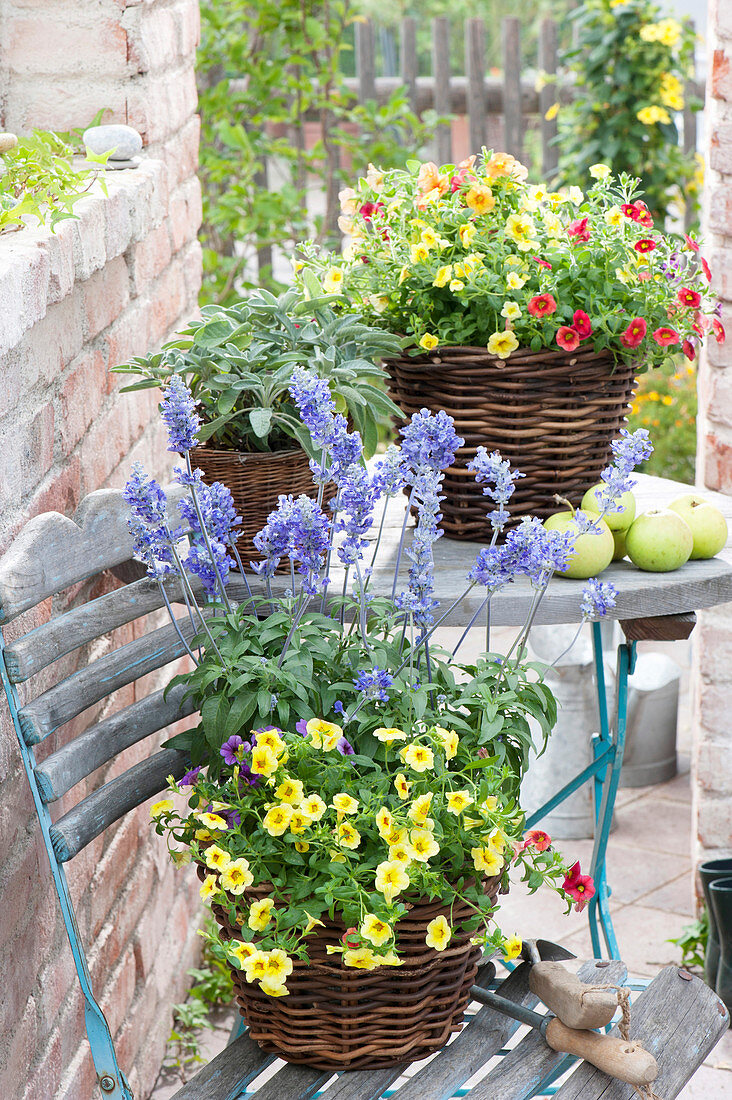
[1,489,727,1099]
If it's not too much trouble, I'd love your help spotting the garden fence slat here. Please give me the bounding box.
[538,18,559,179]
[401,17,418,114]
[356,20,377,103]
[465,18,487,156]
[502,18,523,161]
[432,17,452,165]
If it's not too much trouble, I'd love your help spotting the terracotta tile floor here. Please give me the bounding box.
[149,634,730,1098]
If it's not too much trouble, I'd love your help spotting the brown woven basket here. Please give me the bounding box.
[190,445,329,566]
[208,874,503,1070]
[385,344,637,540]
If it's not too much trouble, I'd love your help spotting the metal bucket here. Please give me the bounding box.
[619,652,680,787]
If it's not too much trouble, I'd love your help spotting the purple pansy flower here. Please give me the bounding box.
[220,734,250,766]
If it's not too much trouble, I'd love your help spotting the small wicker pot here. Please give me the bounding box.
[210,875,503,1070]
[385,344,637,540]
[190,445,324,565]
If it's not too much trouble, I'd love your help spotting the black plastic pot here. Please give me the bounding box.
[699,858,732,987]
[709,879,732,1010]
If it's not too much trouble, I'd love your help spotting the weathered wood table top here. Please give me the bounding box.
[342,473,732,627]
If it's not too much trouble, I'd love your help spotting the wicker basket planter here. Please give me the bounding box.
[385,344,637,541]
[209,874,503,1070]
[190,445,325,564]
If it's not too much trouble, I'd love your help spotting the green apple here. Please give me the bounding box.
[667,494,728,560]
[625,510,693,572]
[581,483,636,532]
[544,509,615,579]
[612,529,627,561]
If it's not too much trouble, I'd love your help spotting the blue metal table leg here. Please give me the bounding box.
[587,627,637,960]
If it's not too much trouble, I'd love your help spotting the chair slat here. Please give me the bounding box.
[170,1034,274,1100]
[554,965,729,1099]
[34,683,195,803]
[466,959,627,1100]
[248,1063,328,1100]
[49,749,189,862]
[0,485,187,624]
[18,613,201,745]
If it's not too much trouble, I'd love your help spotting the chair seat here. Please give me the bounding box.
[171,959,728,1100]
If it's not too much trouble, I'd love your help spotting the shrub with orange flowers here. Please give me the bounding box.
[297,151,722,372]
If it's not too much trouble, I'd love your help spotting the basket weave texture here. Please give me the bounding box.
[210,875,503,1070]
[190,445,326,565]
[385,345,637,540]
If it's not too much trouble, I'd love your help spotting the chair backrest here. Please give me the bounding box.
[0,487,207,1099]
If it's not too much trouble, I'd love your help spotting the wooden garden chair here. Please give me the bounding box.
[1,488,728,1100]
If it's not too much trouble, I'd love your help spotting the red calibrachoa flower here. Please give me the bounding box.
[359,201,384,222]
[621,202,640,221]
[713,318,726,344]
[678,287,702,308]
[634,239,656,254]
[620,317,647,348]
[684,233,700,252]
[701,258,712,283]
[522,830,552,853]
[556,326,580,351]
[635,202,653,228]
[572,310,592,339]
[652,327,679,347]
[562,861,596,913]
[342,927,362,947]
[683,339,696,361]
[527,293,557,318]
[532,256,552,270]
[567,217,591,242]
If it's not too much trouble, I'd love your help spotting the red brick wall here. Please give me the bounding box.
[693,0,732,875]
[0,3,204,1097]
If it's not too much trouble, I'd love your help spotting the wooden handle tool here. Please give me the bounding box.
[545,1017,659,1085]
[529,960,619,1029]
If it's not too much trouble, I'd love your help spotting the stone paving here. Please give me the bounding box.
[149,634,731,1098]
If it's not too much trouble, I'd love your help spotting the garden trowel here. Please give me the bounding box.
[471,940,659,1088]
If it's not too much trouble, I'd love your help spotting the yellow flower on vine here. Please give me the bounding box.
[262,804,293,836]
[204,844,231,872]
[248,898,275,932]
[487,331,519,359]
[332,793,359,815]
[504,213,537,251]
[506,271,527,290]
[410,828,440,862]
[410,243,430,263]
[150,798,174,818]
[360,913,392,947]
[375,859,410,904]
[199,873,218,902]
[250,746,278,777]
[228,939,256,967]
[242,950,270,983]
[637,105,671,126]
[433,265,452,288]
[394,772,411,800]
[384,824,408,847]
[276,777,304,805]
[195,811,228,831]
[343,947,381,969]
[403,744,435,772]
[337,821,361,850]
[301,794,327,821]
[376,807,393,837]
[374,726,407,744]
[388,841,414,865]
[419,333,438,351]
[220,858,254,895]
[465,185,495,215]
[322,267,344,294]
[408,793,433,824]
[446,790,475,815]
[503,934,523,961]
[501,301,521,321]
[459,222,477,247]
[398,264,410,284]
[306,718,343,750]
[471,846,502,875]
[425,915,451,951]
[289,810,312,835]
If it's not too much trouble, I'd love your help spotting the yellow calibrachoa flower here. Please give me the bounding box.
[332,792,359,815]
[432,265,452,288]
[262,804,293,836]
[543,211,563,239]
[228,939,256,966]
[306,718,343,750]
[408,792,433,824]
[301,794,327,821]
[394,772,411,800]
[194,829,214,843]
[459,222,477,247]
[637,105,671,126]
[242,949,270,983]
[289,810,312,835]
[384,824,408,847]
[410,828,440,862]
[465,185,495,215]
[250,746,278,777]
[403,744,435,773]
[150,798,174,818]
[449,280,465,292]
[503,934,523,961]
[506,271,527,290]
[376,807,393,837]
[204,844,231,871]
[322,267,344,294]
[486,826,506,853]
[410,243,430,263]
[419,333,439,351]
[604,205,624,227]
[220,858,254,894]
[641,18,681,47]
[343,947,381,969]
[446,791,475,815]
[544,102,559,121]
[294,841,309,852]
[260,977,289,996]
[195,811,228,831]
[567,186,584,205]
[589,163,611,180]
[434,726,459,760]
[374,726,407,744]
[478,795,499,815]
[276,777,304,805]
[337,821,361,850]
[248,897,275,932]
[471,847,502,875]
[487,331,519,359]
[425,915,451,951]
[304,912,325,934]
[360,913,392,947]
[199,873,218,901]
[375,859,410,904]
[266,948,294,983]
[504,213,536,251]
[388,841,414,865]
[420,227,440,250]
[501,301,521,321]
